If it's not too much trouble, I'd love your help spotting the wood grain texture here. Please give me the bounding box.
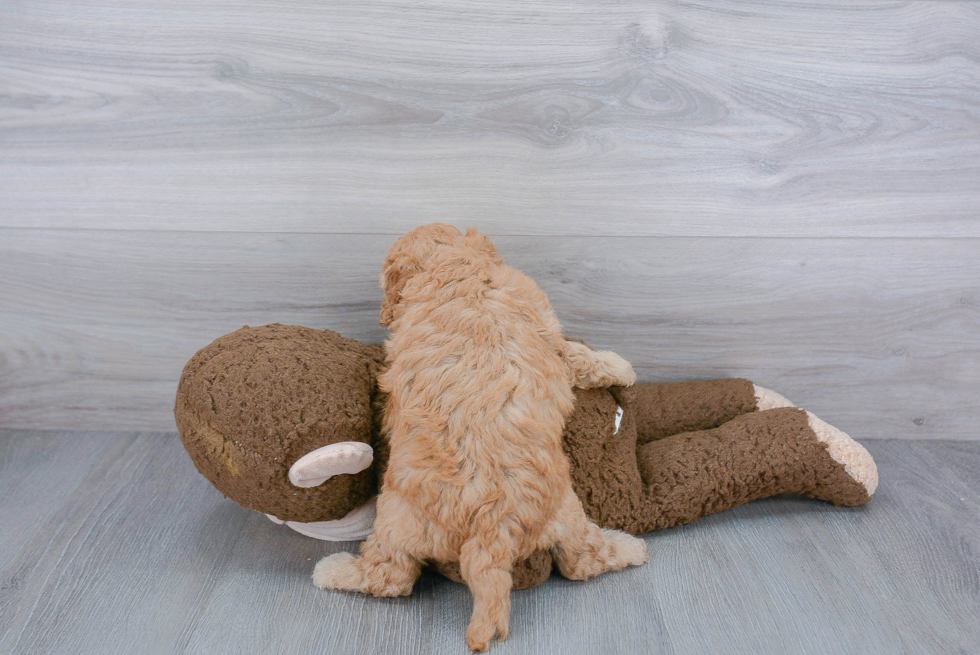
[0,431,250,655]
[814,440,980,653]
[2,1,979,236]
[0,431,115,572]
[2,229,978,437]
[0,431,977,654]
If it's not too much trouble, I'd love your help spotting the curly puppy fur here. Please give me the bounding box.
[313,224,646,651]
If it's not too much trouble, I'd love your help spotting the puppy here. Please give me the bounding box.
[313,223,647,651]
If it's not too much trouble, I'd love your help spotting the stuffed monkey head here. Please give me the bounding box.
[175,324,388,523]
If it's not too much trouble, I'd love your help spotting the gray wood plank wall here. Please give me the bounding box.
[2,1,978,436]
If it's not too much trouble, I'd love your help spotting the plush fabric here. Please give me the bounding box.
[631,378,759,445]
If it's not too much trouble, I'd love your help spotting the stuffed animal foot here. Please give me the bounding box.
[748,388,877,499]
[754,384,796,411]
[802,410,878,502]
[632,406,878,533]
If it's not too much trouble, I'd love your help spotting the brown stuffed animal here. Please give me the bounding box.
[176,323,878,589]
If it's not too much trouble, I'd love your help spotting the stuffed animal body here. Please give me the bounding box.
[176,323,878,590]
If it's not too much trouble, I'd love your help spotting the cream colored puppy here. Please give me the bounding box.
[313,224,646,651]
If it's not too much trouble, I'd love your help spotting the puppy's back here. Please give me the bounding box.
[381,259,574,538]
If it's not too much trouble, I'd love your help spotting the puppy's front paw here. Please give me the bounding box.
[596,351,636,387]
[312,552,357,590]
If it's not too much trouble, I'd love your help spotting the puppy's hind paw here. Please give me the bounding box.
[312,552,358,590]
[604,529,648,569]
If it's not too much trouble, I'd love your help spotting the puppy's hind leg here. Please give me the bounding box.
[312,536,421,597]
[459,534,516,652]
[545,487,648,580]
[312,495,423,598]
[563,340,636,389]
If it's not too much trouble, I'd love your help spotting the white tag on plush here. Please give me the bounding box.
[614,405,624,435]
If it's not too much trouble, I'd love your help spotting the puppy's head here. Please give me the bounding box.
[379,223,500,327]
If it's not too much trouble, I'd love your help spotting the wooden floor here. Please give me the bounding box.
[1,430,977,654]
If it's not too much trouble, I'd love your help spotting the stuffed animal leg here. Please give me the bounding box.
[439,379,878,589]
[564,380,877,535]
[630,378,788,443]
[630,399,878,533]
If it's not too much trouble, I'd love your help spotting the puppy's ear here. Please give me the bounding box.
[465,227,502,264]
[379,254,415,327]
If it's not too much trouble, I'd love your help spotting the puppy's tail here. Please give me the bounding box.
[458,535,514,652]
